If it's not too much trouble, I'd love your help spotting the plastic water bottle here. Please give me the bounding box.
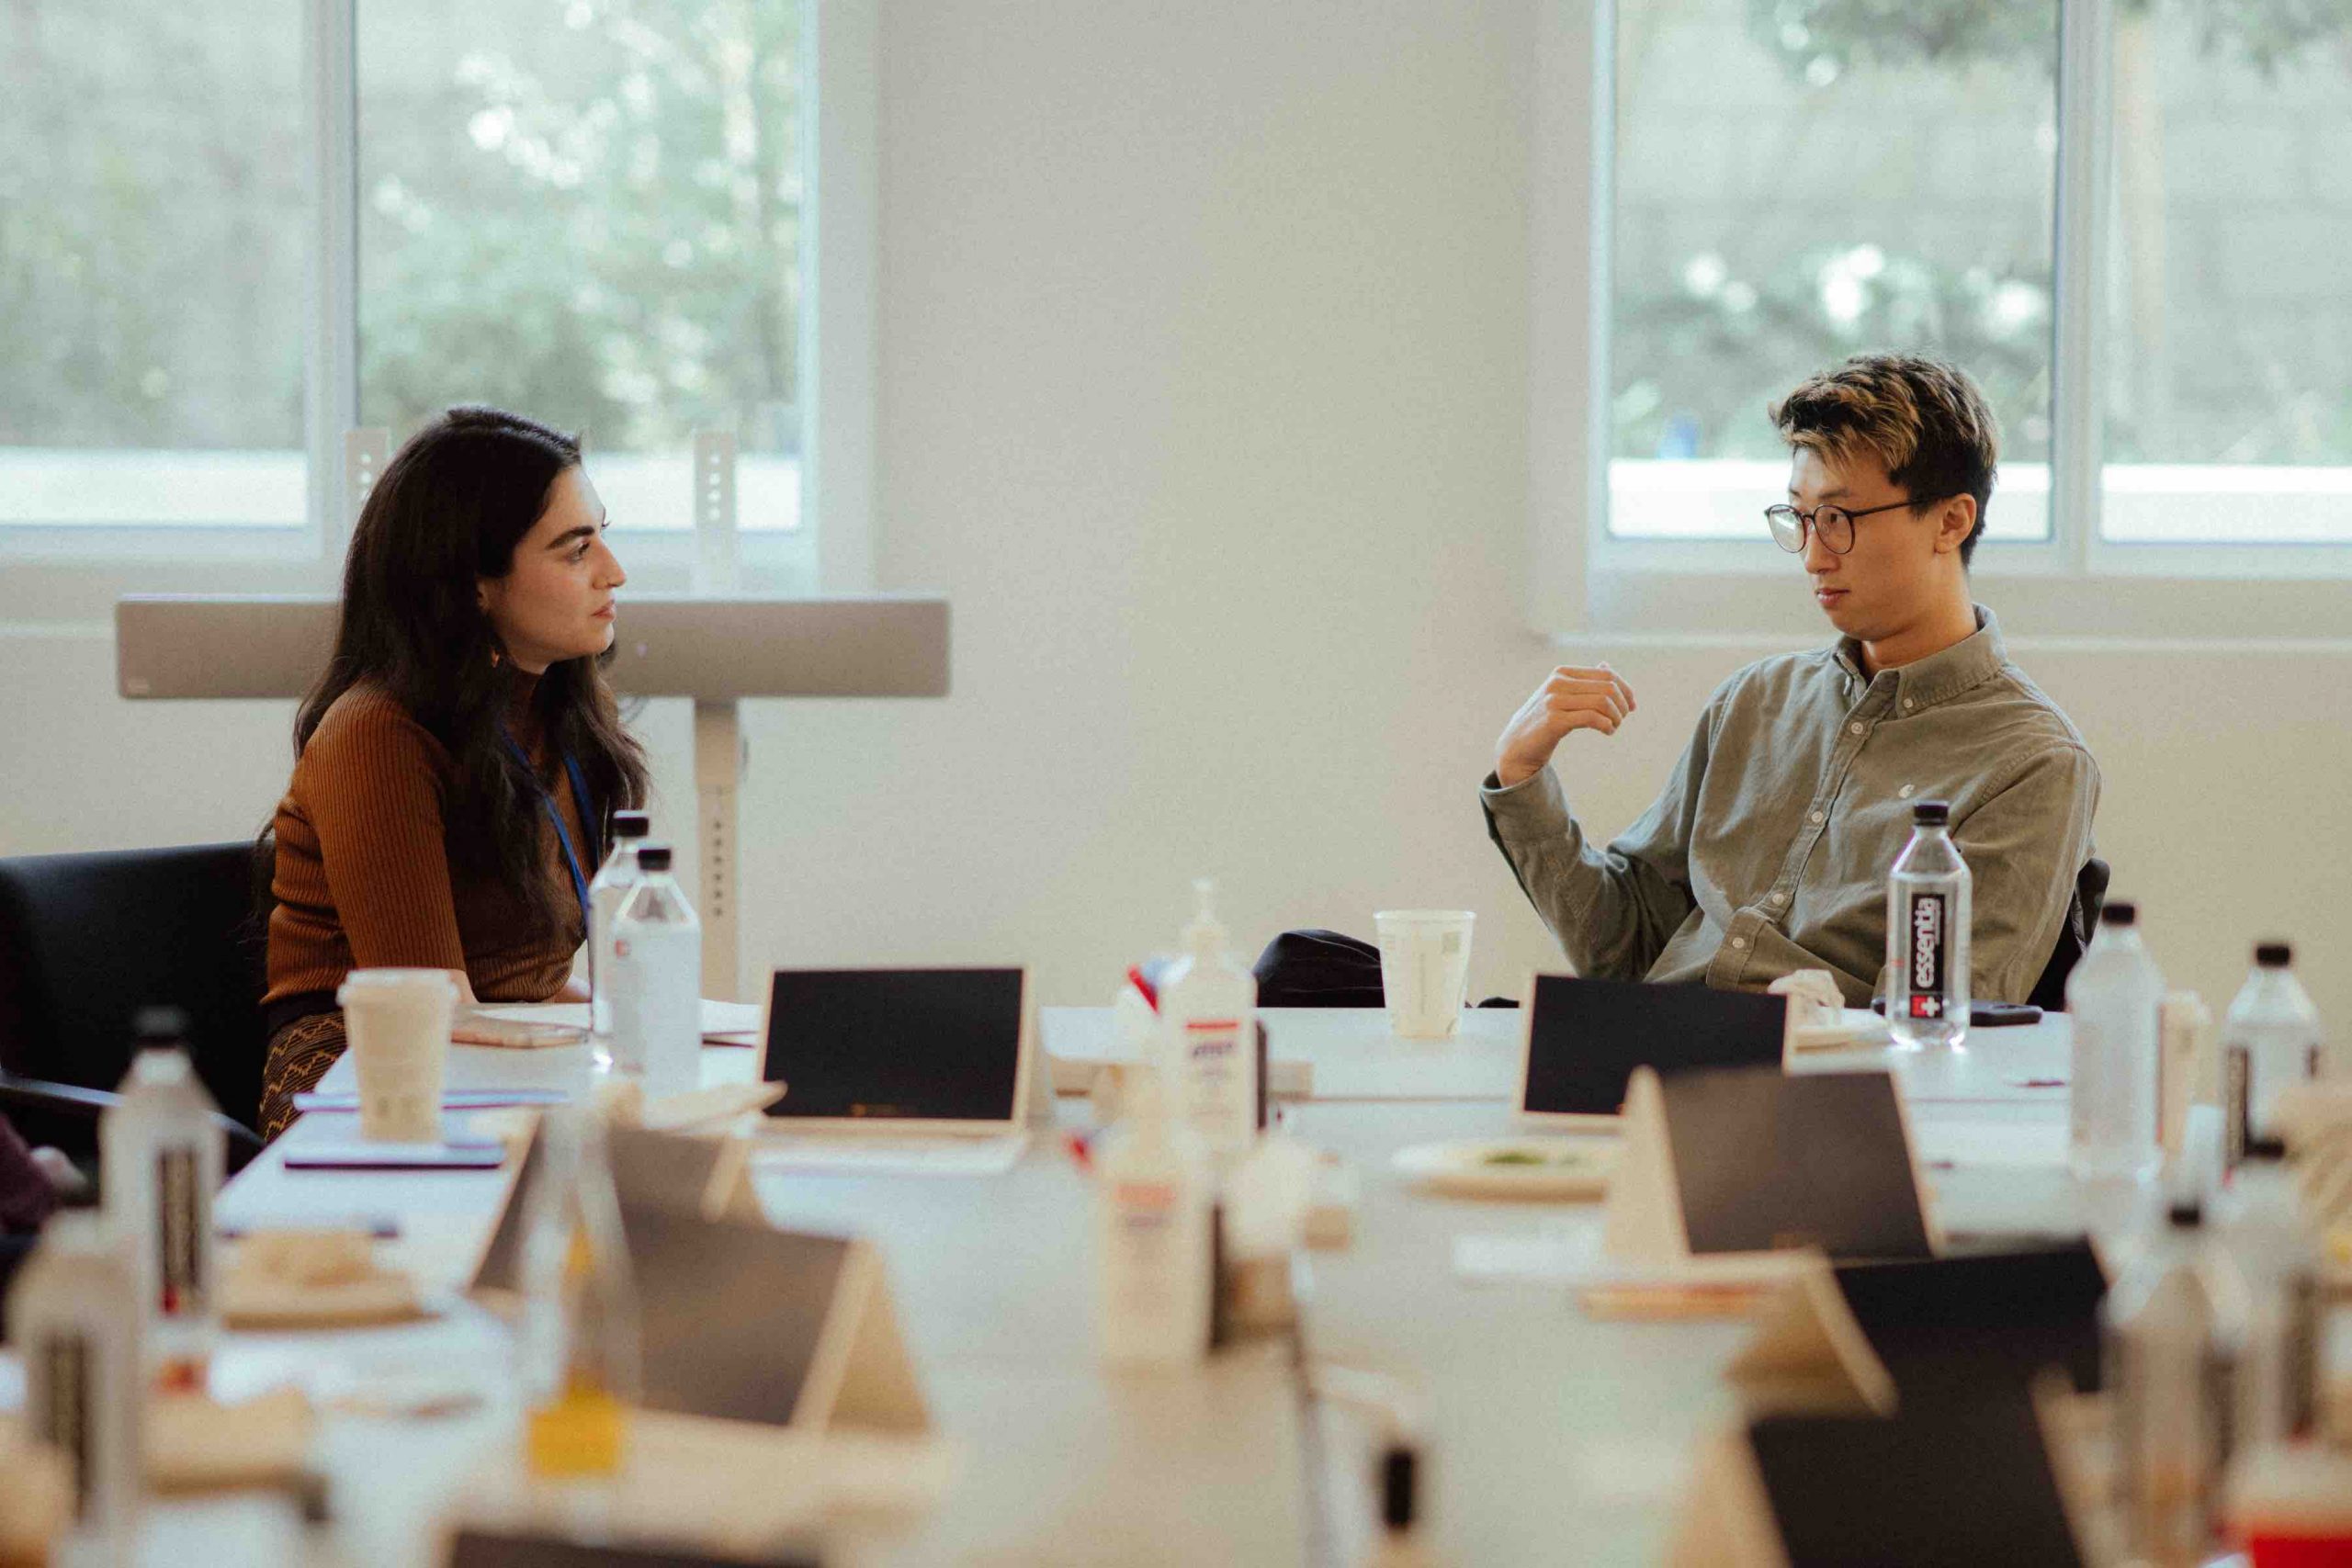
[99,1008,222,1388]
[6,1209,145,1560]
[2218,1151,2324,1446]
[2221,942,2324,1168]
[588,808,652,1058]
[1094,1066,1212,1366]
[2105,1200,2250,1566]
[607,844,701,1099]
[2067,902,2165,1188]
[1158,879,1260,1164]
[1885,800,1971,1049]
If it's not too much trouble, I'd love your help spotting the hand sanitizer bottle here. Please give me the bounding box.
[588,809,652,1059]
[608,844,702,1099]
[6,1208,145,1562]
[1158,879,1260,1164]
[1094,1066,1212,1367]
[99,1008,222,1391]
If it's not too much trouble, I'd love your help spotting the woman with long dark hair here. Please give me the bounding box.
[257,407,649,1135]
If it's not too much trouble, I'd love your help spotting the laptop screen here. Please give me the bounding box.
[1520,974,1786,1116]
[760,967,1026,1123]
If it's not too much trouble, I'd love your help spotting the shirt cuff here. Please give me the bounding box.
[1479,765,1573,844]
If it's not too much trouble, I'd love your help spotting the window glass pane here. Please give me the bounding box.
[357,0,804,533]
[1610,0,2056,545]
[0,4,307,528]
[2100,7,2352,544]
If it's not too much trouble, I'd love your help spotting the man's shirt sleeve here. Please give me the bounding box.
[1478,701,1715,981]
[1956,742,2102,1004]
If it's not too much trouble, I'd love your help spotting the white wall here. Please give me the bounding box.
[6,0,2351,1040]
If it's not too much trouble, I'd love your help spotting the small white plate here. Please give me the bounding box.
[1391,1136,1616,1201]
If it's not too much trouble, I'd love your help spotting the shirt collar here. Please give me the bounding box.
[1831,604,2006,712]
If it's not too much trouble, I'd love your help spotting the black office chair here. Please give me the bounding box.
[0,843,270,1175]
[2027,858,2110,1013]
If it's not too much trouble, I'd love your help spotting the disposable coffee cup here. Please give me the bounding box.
[1374,910,1476,1040]
[336,968,458,1143]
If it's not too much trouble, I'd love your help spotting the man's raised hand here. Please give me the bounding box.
[1492,663,1636,787]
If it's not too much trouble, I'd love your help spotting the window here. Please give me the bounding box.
[0,5,309,536]
[2099,3,2352,545]
[1,0,866,614]
[358,0,804,543]
[1537,0,2352,639]
[1610,0,2055,547]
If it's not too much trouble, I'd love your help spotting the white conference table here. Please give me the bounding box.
[56,1008,2091,1566]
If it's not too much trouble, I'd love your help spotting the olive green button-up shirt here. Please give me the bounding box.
[1480,607,2099,1006]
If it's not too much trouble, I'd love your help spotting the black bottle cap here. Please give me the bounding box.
[2255,942,2291,968]
[1380,1443,1418,1532]
[2241,1136,2288,1164]
[1911,800,1950,826]
[133,1006,192,1042]
[2100,902,2137,928]
[2166,1201,2202,1227]
[635,845,673,873]
[612,811,650,840]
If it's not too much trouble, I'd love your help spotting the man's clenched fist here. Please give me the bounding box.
[1492,664,1637,787]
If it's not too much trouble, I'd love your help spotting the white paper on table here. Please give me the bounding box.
[1453,1224,1813,1290]
[1911,1119,2071,1169]
[473,998,766,1043]
[752,1134,1029,1176]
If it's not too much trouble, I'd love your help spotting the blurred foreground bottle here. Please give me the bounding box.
[521,1108,640,1480]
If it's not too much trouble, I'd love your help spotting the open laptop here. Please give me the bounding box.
[1516,973,1789,1130]
[754,966,1034,1173]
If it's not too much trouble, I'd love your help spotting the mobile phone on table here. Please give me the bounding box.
[1869,998,2042,1027]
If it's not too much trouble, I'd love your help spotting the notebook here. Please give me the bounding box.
[1517,974,1789,1128]
[755,967,1033,1172]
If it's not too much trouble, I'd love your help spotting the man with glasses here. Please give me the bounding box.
[1479,353,2098,1005]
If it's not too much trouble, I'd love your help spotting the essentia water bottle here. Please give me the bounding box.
[2220,942,2324,1168]
[607,844,701,1099]
[6,1208,146,1559]
[588,808,652,1058]
[1885,800,1971,1049]
[99,1007,223,1388]
[2068,902,2165,1188]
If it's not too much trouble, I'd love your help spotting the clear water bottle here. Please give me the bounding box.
[98,1008,222,1389]
[2220,942,2324,1168]
[1885,800,1971,1050]
[2068,901,2165,1187]
[607,844,701,1099]
[588,808,652,1059]
[6,1208,146,1559]
[2105,1200,2250,1567]
[2218,1151,2324,1446]
[520,1107,639,1480]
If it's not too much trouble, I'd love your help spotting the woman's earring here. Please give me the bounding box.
[490,645,503,670]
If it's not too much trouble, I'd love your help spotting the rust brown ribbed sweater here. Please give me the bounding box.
[263,678,591,1020]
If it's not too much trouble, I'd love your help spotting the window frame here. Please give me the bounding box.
[1532,0,2352,646]
[0,0,871,619]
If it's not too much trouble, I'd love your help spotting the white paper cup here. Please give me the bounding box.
[1374,910,1476,1040]
[336,968,457,1143]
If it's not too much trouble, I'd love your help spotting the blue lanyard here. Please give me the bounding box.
[502,730,598,933]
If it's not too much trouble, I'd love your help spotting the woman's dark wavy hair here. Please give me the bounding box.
[291,406,649,934]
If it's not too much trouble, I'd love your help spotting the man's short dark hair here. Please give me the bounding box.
[1770,354,2000,567]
